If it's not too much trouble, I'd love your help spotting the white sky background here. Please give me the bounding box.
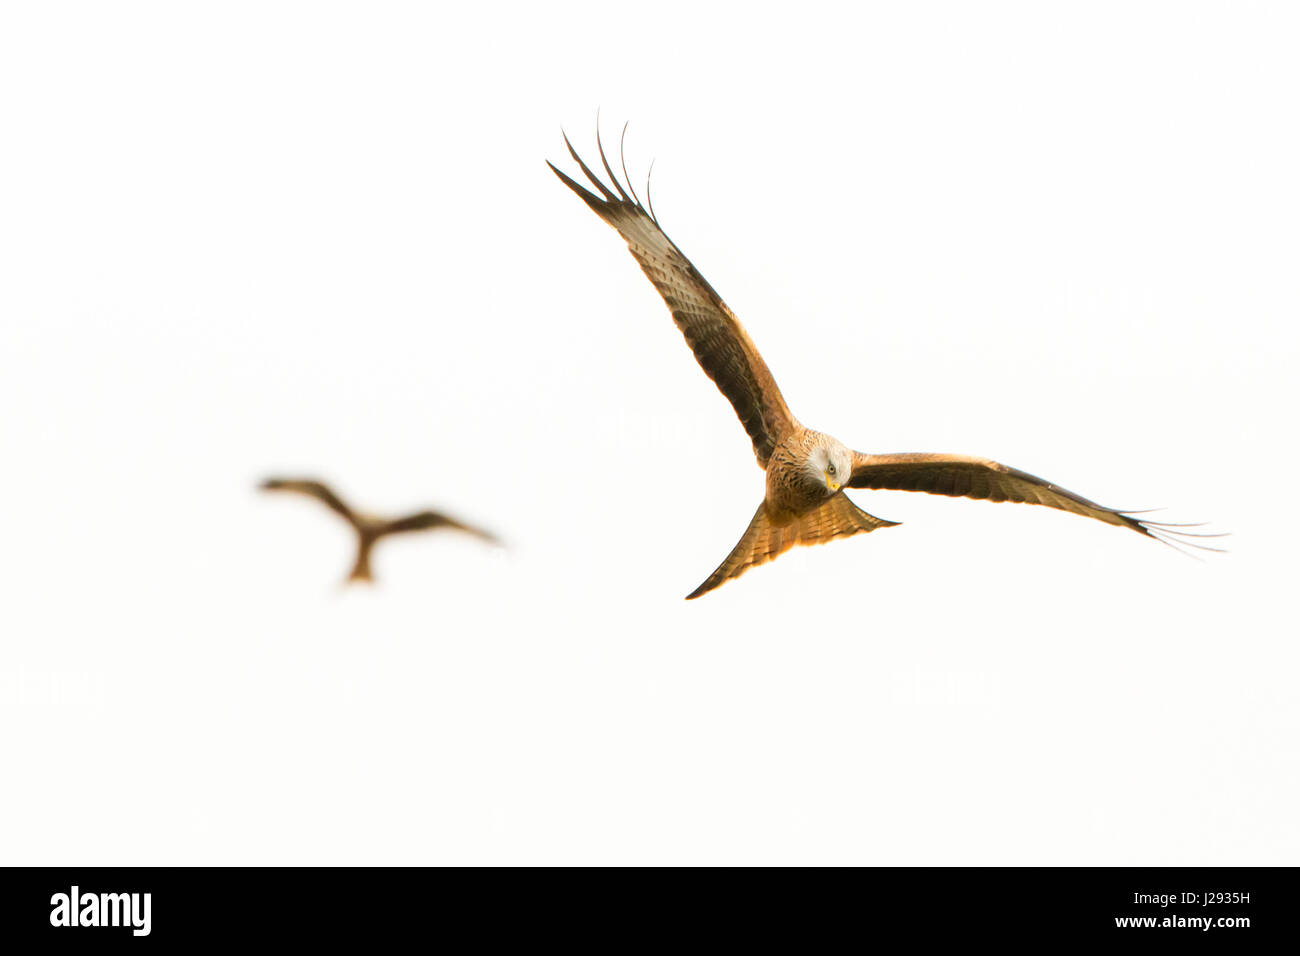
[1,1,1296,865]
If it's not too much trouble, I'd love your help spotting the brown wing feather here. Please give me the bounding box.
[847,452,1221,551]
[687,494,898,599]
[378,510,499,544]
[549,131,797,466]
[260,478,358,526]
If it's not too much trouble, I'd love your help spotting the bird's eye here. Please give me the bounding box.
[828,464,837,477]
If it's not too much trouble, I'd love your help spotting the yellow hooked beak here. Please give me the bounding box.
[826,472,841,492]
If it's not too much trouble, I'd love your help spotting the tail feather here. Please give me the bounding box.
[686,494,898,600]
[347,539,376,584]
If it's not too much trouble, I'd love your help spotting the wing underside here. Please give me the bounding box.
[549,128,797,466]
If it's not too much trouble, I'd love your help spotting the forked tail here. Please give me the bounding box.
[686,494,899,599]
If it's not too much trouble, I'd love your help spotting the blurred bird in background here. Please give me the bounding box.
[259,477,500,585]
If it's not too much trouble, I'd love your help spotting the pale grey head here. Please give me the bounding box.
[803,433,853,496]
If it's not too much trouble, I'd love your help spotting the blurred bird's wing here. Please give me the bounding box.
[259,478,358,526]
[379,510,500,544]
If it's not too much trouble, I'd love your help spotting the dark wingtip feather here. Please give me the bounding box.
[596,123,633,204]
[619,122,645,210]
[1125,512,1230,558]
[645,158,659,223]
[548,159,612,214]
[553,121,669,230]
[562,129,618,202]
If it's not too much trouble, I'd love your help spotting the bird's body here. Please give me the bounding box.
[259,478,498,585]
[765,429,851,523]
[549,129,1220,599]
[345,521,384,583]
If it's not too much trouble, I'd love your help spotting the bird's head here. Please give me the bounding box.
[805,436,852,495]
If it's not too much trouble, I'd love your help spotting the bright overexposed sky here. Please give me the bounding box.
[2,1,1297,865]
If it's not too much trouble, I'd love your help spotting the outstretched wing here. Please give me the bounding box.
[847,452,1223,553]
[379,510,500,544]
[549,129,798,467]
[260,478,357,525]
